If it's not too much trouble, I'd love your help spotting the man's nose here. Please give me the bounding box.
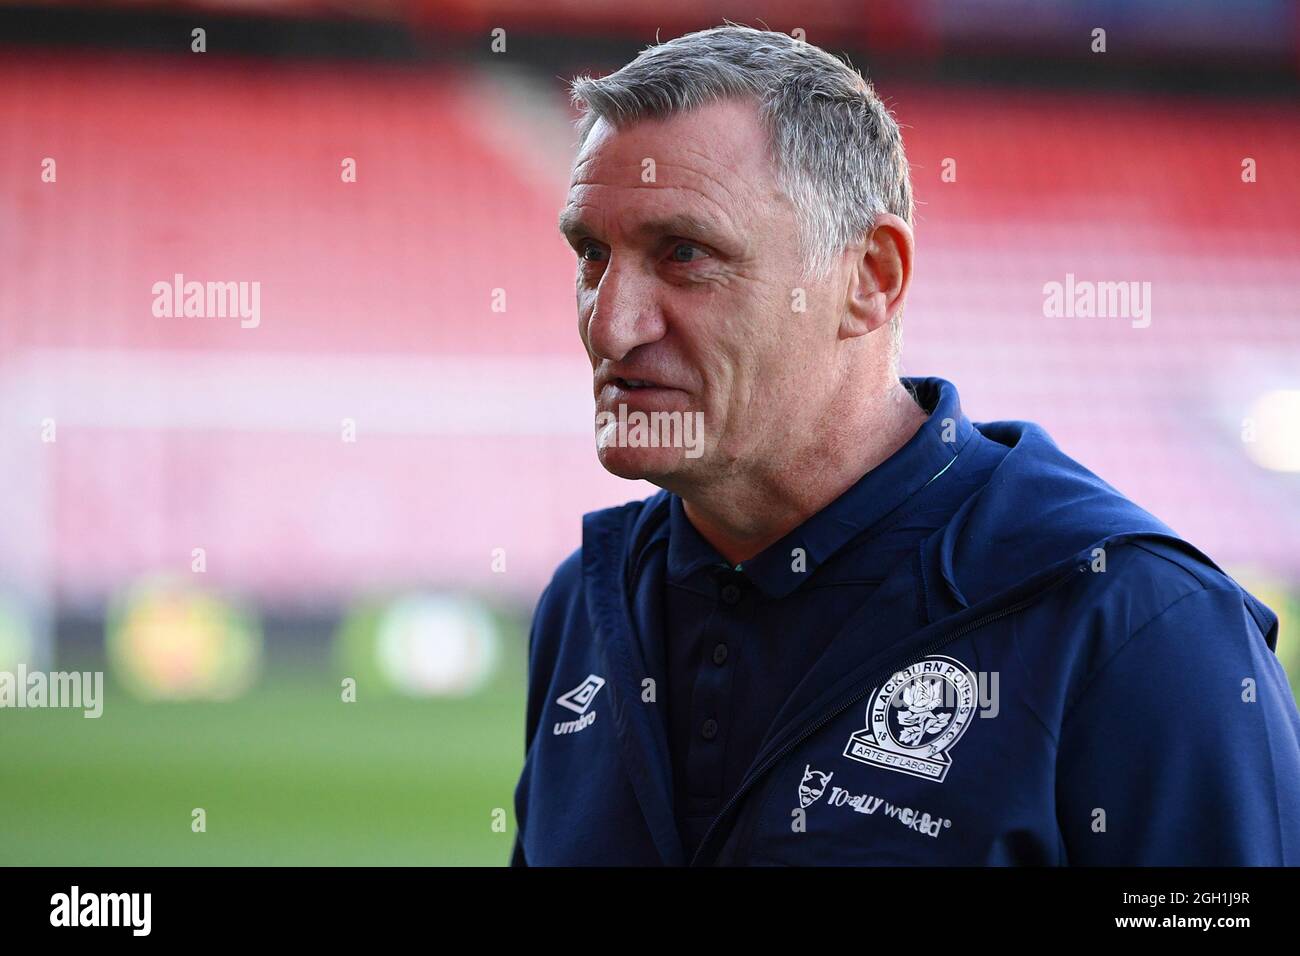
[584,261,667,362]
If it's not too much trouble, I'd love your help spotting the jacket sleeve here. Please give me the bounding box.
[509,582,552,867]
[1056,585,1300,865]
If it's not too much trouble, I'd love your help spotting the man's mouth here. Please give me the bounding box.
[598,377,690,409]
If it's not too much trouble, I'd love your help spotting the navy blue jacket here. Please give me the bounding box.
[512,379,1300,865]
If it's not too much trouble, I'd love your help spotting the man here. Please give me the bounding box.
[511,25,1300,865]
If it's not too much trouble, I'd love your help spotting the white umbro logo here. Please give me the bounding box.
[553,674,605,735]
[556,674,605,714]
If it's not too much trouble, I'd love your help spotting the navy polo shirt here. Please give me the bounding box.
[637,378,1012,858]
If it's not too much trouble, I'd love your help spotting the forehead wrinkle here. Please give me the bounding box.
[563,179,746,244]
[676,142,778,199]
[564,167,748,238]
[649,183,745,240]
[570,138,770,234]
[650,161,755,233]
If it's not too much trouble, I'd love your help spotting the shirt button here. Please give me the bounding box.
[701,718,719,740]
[712,643,729,666]
[720,583,742,605]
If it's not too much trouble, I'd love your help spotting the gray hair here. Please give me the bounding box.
[568,24,914,359]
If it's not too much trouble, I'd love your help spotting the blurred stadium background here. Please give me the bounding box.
[1,0,1298,864]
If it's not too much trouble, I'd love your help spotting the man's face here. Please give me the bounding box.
[559,98,846,489]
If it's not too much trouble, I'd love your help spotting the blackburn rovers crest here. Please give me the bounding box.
[843,655,977,783]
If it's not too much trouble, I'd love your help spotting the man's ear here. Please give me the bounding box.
[841,213,914,339]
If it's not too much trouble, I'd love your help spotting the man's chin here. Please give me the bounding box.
[596,445,696,484]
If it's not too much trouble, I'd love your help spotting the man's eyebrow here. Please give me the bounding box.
[631,214,729,242]
[557,210,730,243]
[557,208,589,240]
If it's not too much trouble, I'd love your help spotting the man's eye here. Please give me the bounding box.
[578,241,607,262]
[669,242,709,264]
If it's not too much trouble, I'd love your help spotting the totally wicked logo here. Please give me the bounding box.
[798,765,833,809]
[793,765,952,840]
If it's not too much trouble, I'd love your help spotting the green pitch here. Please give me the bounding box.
[0,668,526,866]
[5,637,1296,867]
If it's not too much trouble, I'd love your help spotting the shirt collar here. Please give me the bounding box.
[664,376,973,598]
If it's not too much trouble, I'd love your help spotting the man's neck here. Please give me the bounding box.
[680,380,929,566]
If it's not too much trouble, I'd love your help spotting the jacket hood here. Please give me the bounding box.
[918,415,1279,650]
[930,418,1179,608]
